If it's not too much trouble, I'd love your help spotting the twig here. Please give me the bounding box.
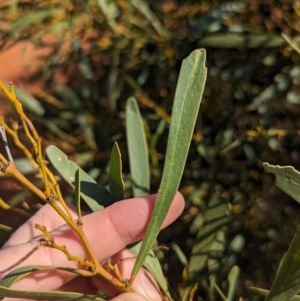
[0,126,13,162]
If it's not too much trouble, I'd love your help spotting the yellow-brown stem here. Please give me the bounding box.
[0,117,38,168]
[4,163,47,201]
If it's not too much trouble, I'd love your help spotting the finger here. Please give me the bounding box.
[3,203,78,248]
[0,193,184,292]
[111,292,151,301]
[88,249,162,301]
[113,250,162,301]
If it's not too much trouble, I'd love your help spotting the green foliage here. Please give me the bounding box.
[131,49,207,281]
[46,145,114,210]
[126,97,150,197]
[108,142,124,201]
[2,1,300,300]
[182,193,229,301]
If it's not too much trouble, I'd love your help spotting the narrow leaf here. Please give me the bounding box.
[9,9,61,36]
[208,230,226,300]
[129,241,171,300]
[46,145,113,211]
[75,169,82,222]
[0,224,12,232]
[130,0,171,39]
[0,286,105,301]
[96,0,119,34]
[282,34,300,55]
[263,163,300,204]
[171,243,188,266]
[200,33,284,48]
[126,97,150,197]
[264,224,300,301]
[227,265,240,301]
[182,193,229,301]
[54,84,97,150]
[13,86,45,116]
[0,265,86,288]
[130,49,207,281]
[249,287,300,300]
[109,142,124,201]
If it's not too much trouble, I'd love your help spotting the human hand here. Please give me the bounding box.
[0,193,184,301]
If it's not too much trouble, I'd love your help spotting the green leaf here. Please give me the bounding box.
[9,9,61,38]
[182,193,229,301]
[263,223,300,301]
[247,71,291,112]
[74,169,82,222]
[14,158,35,174]
[0,224,12,232]
[130,49,207,281]
[0,265,85,288]
[107,48,121,109]
[171,243,188,266]
[109,142,124,201]
[227,265,240,301]
[7,190,31,207]
[130,0,171,39]
[263,163,300,204]
[96,0,119,34]
[54,84,97,150]
[126,97,150,197]
[0,266,50,288]
[200,33,285,48]
[282,34,300,55]
[46,145,114,211]
[13,86,45,116]
[0,286,105,301]
[128,241,172,300]
[208,230,225,300]
[249,287,300,300]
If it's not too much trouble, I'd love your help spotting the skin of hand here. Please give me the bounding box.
[0,192,184,301]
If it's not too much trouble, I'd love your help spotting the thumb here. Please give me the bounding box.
[112,249,163,301]
[111,292,150,301]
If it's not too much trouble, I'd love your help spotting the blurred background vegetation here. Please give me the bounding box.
[1,0,300,300]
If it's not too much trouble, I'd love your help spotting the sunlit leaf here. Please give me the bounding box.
[263,163,300,204]
[46,145,113,211]
[126,97,150,197]
[131,49,207,281]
